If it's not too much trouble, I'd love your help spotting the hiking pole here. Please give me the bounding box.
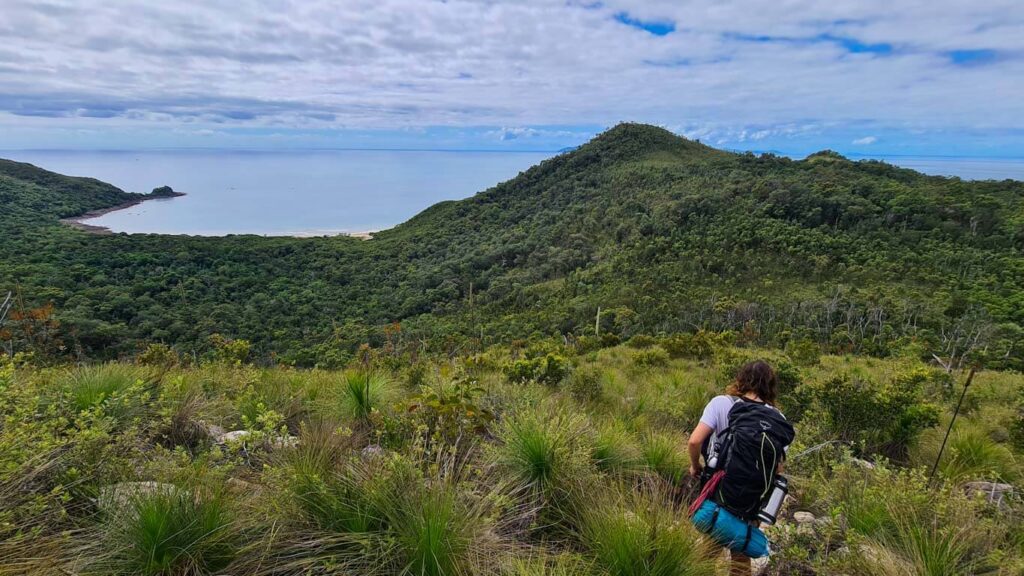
[928,367,977,484]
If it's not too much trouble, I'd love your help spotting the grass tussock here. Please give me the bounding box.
[81,481,240,576]
[3,346,1024,574]
[577,483,715,576]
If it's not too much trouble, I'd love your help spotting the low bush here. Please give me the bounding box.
[632,346,669,368]
[785,337,821,366]
[567,366,603,402]
[626,335,657,349]
[658,330,729,361]
[794,371,940,458]
[504,354,570,386]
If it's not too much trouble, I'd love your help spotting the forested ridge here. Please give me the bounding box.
[2,123,1022,367]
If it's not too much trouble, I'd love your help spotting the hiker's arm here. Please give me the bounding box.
[687,423,713,477]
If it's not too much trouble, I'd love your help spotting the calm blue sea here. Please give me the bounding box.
[4,150,1023,236]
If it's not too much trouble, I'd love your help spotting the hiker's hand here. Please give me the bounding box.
[689,464,701,478]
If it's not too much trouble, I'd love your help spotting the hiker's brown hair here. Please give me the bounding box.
[727,360,779,406]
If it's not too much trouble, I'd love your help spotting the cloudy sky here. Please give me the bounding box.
[2,0,1022,156]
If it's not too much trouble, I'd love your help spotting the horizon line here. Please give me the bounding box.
[4,146,1024,161]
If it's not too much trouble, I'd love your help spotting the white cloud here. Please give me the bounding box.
[0,0,1021,147]
[852,136,878,145]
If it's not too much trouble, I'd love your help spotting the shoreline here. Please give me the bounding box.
[62,197,377,239]
[61,191,186,235]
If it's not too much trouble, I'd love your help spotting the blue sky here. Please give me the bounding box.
[2,0,1023,157]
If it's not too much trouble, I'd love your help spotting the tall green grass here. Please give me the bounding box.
[640,431,687,484]
[340,371,393,422]
[591,419,642,474]
[913,425,1020,482]
[577,484,714,576]
[85,483,239,575]
[64,364,151,421]
[494,409,589,492]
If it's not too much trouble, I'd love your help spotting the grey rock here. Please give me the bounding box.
[793,511,816,524]
[362,444,385,459]
[963,481,1014,508]
[218,430,251,443]
[849,457,876,470]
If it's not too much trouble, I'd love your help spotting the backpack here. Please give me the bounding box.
[707,398,795,521]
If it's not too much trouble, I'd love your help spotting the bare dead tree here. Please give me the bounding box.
[0,291,13,357]
[0,291,11,327]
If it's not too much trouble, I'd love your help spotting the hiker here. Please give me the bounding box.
[687,360,796,576]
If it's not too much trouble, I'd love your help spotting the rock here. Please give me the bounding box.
[849,458,876,470]
[752,556,769,575]
[218,430,250,443]
[963,481,1014,508]
[793,511,816,525]
[218,429,296,450]
[361,444,385,459]
[96,481,177,512]
[271,435,298,449]
[202,421,225,439]
[226,477,258,493]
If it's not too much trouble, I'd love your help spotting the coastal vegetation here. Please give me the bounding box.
[1,124,1021,369]
[1,341,1021,574]
[2,124,1023,574]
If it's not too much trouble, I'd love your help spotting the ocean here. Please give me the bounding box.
[4,149,1023,236]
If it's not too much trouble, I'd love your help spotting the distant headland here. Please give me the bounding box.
[61,185,185,235]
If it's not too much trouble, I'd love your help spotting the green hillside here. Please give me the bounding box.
[1,124,1022,367]
[3,125,1024,575]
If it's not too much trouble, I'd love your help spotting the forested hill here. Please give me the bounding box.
[0,158,140,227]
[2,124,1023,367]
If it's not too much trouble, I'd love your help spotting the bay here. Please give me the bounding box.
[4,149,552,236]
[4,149,1023,236]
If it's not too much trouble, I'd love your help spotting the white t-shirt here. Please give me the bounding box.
[699,395,789,462]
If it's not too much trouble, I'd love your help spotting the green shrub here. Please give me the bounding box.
[658,330,725,361]
[632,346,669,368]
[574,333,622,353]
[401,377,494,453]
[137,343,178,367]
[795,371,940,458]
[504,354,570,386]
[567,366,604,402]
[207,333,251,365]
[785,337,821,366]
[626,335,657,349]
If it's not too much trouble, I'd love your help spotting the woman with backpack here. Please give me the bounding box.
[687,361,795,576]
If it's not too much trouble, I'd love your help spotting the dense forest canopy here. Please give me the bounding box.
[2,124,1022,367]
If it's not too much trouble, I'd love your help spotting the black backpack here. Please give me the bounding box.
[707,398,795,520]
